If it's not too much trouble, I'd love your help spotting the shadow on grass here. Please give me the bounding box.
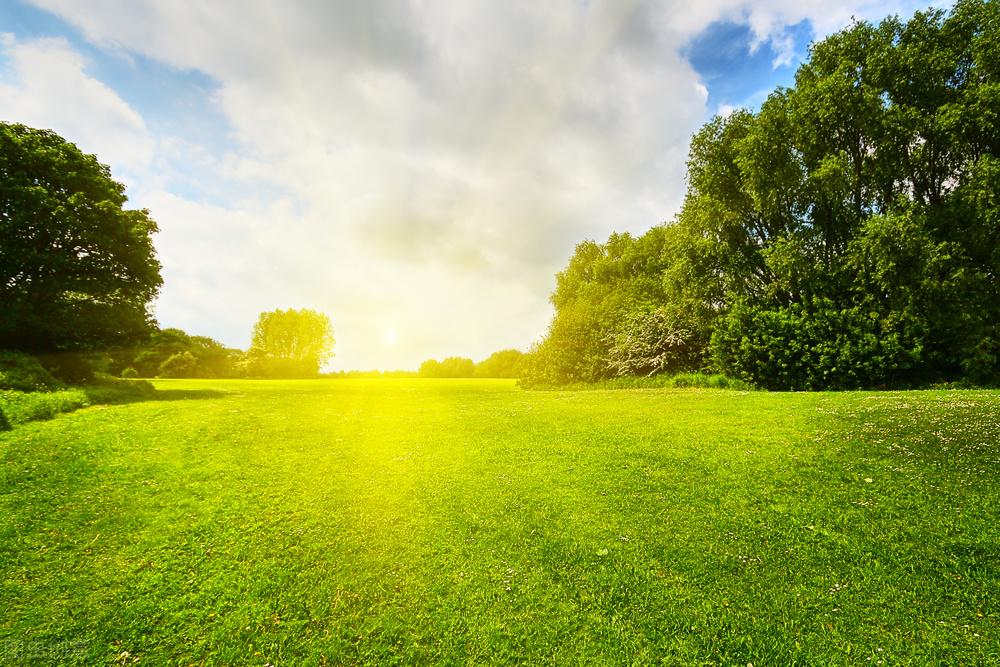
[80,384,231,406]
[144,388,231,402]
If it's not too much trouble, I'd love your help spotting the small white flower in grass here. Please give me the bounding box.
[864,477,874,483]
[595,548,609,556]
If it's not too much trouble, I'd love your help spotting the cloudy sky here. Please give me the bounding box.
[0,0,945,369]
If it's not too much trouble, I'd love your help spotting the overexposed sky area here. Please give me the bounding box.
[0,0,946,369]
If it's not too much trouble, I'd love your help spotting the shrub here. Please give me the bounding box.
[159,351,198,378]
[0,375,156,430]
[0,350,61,392]
[605,307,705,377]
[120,367,139,379]
[711,298,923,390]
[0,388,89,429]
[519,372,753,391]
[34,351,97,384]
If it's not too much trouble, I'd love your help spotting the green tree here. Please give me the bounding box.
[248,309,334,377]
[418,357,475,378]
[119,328,239,378]
[158,351,198,378]
[0,122,162,351]
[474,349,525,378]
[527,0,1000,389]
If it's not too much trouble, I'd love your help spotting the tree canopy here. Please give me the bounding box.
[523,0,1000,389]
[246,309,335,377]
[418,357,475,378]
[474,349,526,378]
[0,122,162,352]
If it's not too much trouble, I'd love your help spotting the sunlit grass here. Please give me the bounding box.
[1,380,997,664]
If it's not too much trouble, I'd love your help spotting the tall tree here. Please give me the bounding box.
[525,0,1000,389]
[0,123,162,351]
[248,309,334,377]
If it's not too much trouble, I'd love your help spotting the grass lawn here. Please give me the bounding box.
[1,379,997,665]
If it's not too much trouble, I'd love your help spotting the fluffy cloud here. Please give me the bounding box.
[0,33,154,174]
[9,1,951,368]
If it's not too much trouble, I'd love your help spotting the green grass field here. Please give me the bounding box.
[1,380,997,665]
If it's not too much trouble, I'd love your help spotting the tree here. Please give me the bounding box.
[0,122,162,351]
[474,349,525,378]
[248,309,334,377]
[418,357,475,378]
[524,0,1000,389]
[158,351,198,378]
[521,228,673,386]
[105,327,240,378]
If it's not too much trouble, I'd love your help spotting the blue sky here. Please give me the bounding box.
[0,0,943,369]
[684,19,814,112]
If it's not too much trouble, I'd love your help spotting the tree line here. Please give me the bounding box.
[3,0,996,389]
[521,0,1000,389]
[0,119,526,382]
[418,350,525,379]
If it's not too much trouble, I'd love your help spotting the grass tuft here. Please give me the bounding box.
[521,372,754,391]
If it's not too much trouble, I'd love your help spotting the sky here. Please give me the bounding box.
[0,0,946,370]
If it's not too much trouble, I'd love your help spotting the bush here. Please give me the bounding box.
[667,373,753,390]
[0,350,61,391]
[120,367,138,379]
[605,307,705,377]
[34,351,97,384]
[0,388,89,429]
[711,298,923,390]
[519,372,753,391]
[159,351,198,378]
[0,375,156,430]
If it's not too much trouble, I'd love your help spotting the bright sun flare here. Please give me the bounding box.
[383,328,399,346]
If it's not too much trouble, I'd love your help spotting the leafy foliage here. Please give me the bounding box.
[0,122,162,352]
[0,350,61,392]
[159,351,199,379]
[247,309,335,378]
[525,0,1000,389]
[605,307,704,378]
[419,357,475,378]
[0,375,154,430]
[84,328,243,379]
[474,349,526,378]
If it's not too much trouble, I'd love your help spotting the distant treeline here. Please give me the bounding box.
[0,317,331,387]
[419,350,525,379]
[324,370,419,379]
[0,329,529,388]
[521,0,1000,390]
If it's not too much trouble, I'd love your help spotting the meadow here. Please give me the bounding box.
[1,379,997,665]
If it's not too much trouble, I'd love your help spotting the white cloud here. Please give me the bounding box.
[11,1,954,368]
[716,103,738,118]
[0,34,154,175]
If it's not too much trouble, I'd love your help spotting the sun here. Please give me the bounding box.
[383,328,399,346]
